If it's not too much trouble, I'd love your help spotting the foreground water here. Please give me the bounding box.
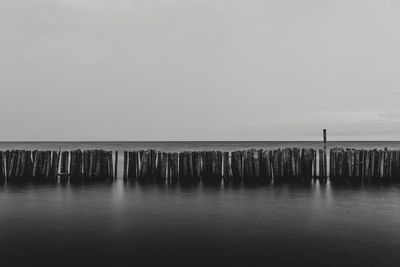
[1,142,400,266]
[1,181,400,266]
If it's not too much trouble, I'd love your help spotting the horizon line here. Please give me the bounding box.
[1,140,400,143]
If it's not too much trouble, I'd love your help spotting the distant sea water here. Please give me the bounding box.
[1,140,400,151]
[1,142,400,266]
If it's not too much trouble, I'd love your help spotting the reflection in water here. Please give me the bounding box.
[1,181,400,266]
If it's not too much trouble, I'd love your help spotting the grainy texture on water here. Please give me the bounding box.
[1,142,400,267]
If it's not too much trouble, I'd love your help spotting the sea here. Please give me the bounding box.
[1,141,400,267]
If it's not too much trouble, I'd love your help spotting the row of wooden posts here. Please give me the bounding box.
[121,148,325,184]
[1,147,400,184]
[330,148,400,181]
[0,150,113,182]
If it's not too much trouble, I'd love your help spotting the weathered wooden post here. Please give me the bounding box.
[150,150,157,179]
[128,151,134,180]
[140,150,149,181]
[223,152,231,182]
[45,151,51,179]
[114,151,118,180]
[123,151,128,181]
[5,151,11,178]
[70,150,77,181]
[51,151,59,180]
[60,151,69,181]
[95,150,101,178]
[76,150,83,179]
[354,150,359,178]
[100,150,106,178]
[265,150,272,180]
[172,153,179,183]
[0,152,5,182]
[179,152,187,181]
[167,152,173,182]
[231,151,240,182]
[9,151,17,180]
[323,129,327,178]
[87,150,93,179]
[370,150,375,179]
[193,152,202,178]
[108,151,114,179]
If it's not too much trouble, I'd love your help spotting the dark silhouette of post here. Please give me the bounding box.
[323,129,327,177]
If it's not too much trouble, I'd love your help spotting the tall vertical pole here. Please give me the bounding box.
[323,129,327,177]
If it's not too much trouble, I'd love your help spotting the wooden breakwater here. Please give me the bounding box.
[330,148,400,182]
[1,148,400,184]
[0,150,113,183]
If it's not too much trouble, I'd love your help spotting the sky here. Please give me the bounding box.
[1,0,400,141]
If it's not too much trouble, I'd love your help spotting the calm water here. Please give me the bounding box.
[1,142,400,266]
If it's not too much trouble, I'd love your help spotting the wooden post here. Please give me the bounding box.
[354,150,360,178]
[82,151,89,179]
[108,151,113,179]
[95,150,101,179]
[167,153,173,182]
[394,150,399,181]
[25,151,32,179]
[51,151,59,180]
[128,151,133,180]
[193,152,201,178]
[364,150,370,181]
[231,151,240,182]
[188,152,194,179]
[172,153,179,184]
[254,150,260,179]
[161,152,168,182]
[14,151,21,179]
[272,150,279,181]
[5,151,10,179]
[150,150,157,179]
[388,150,393,179]
[100,150,107,178]
[133,151,138,180]
[0,152,5,182]
[179,152,187,181]
[211,151,217,180]
[9,151,17,180]
[76,150,83,179]
[294,148,299,177]
[323,129,327,177]
[370,150,375,179]
[70,150,77,181]
[337,150,343,179]
[123,151,128,181]
[277,149,283,178]
[60,151,69,181]
[40,151,46,178]
[140,151,149,181]
[88,150,94,179]
[223,152,231,182]
[318,149,324,178]
[379,150,384,179]
[44,151,51,180]
[265,150,272,180]
[289,149,295,177]
[31,151,37,178]
[114,151,118,180]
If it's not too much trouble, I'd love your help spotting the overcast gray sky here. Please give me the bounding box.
[1,0,400,141]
